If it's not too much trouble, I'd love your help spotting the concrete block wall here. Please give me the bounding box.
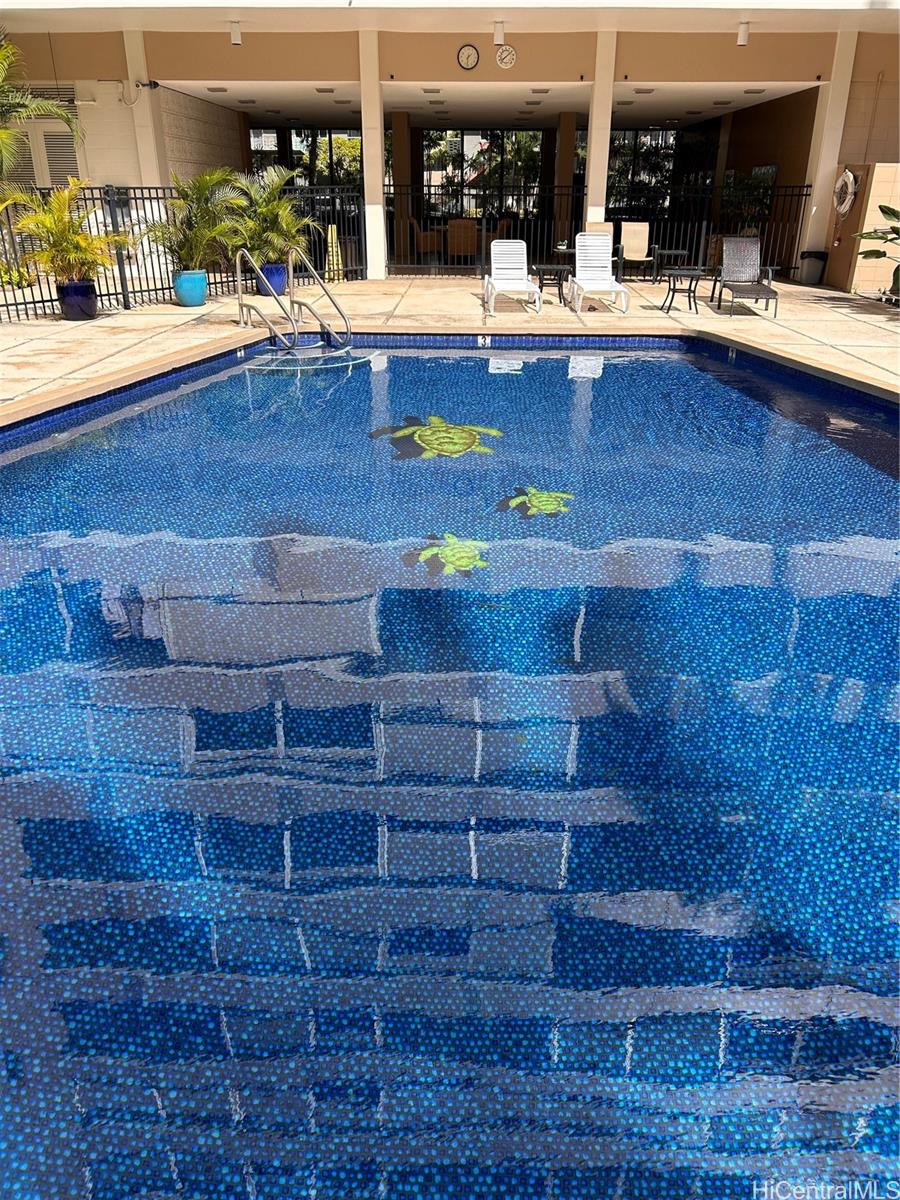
[157,86,247,179]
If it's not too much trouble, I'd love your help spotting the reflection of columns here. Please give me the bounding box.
[584,33,616,228]
[359,29,387,280]
[800,30,857,253]
[122,30,167,184]
[391,111,412,264]
[571,376,593,454]
[554,112,577,243]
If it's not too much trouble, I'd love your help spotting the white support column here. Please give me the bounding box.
[800,30,858,253]
[359,29,387,280]
[122,30,168,185]
[584,33,616,228]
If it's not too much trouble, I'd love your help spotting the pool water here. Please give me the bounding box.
[0,344,897,1199]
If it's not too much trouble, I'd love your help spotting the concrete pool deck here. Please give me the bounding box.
[0,276,897,427]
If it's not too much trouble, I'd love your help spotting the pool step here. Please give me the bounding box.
[246,346,372,374]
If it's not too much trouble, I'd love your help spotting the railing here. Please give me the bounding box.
[386,181,811,278]
[0,183,365,322]
[607,183,812,276]
[386,185,582,277]
[235,249,299,351]
[287,244,352,348]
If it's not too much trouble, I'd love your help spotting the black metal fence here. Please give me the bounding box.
[385,185,582,276]
[386,181,811,279]
[607,183,812,276]
[0,184,365,322]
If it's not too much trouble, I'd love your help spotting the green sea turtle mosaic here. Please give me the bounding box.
[404,533,490,576]
[370,414,502,460]
[498,486,574,518]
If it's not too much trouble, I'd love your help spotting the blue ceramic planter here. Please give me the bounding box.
[173,270,208,307]
[57,280,98,321]
[259,262,288,296]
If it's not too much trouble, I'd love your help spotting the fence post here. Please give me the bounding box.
[105,184,132,310]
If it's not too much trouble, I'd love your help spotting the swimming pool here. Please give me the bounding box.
[0,340,897,1199]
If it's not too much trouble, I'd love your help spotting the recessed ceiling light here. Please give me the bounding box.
[206,87,228,93]
[524,101,541,106]
[428,100,446,105]
[617,100,635,106]
[238,99,255,105]
[266,109,281,114]
[634,88,655,95]
[744,88,766,94]
[686,110,703,115]
[315,88,335,94]
[334,99,352,104]
[713,100,732,106]
[423,88,441,94]
[531,88,550,95]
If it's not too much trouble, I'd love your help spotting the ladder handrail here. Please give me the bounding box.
[235,249,299,350]
[287,244,352,349]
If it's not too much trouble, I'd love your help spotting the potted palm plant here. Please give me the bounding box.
[143,167,241,307]
[856,204,900,302]
[0,178,127,320]
[230,166,319,295]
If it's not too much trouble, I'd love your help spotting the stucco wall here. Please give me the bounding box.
[725,88,819,186]
[614,32,836,83]
[144,31,358,82]
[839,34,900,164]
[158,87,246,179]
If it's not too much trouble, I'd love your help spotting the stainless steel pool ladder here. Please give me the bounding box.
[235,246,352,354]
[286,244,352,350]
[235,249,300,351]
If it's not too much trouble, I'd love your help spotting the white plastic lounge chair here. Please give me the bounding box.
[483,239,541,315]
[567,233,630,314]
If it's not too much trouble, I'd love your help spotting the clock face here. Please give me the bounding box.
[496,43,517,69]
[457,43,479,70]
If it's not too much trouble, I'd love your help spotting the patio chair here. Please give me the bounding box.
[710,236,779,317]
[483,239,542,315]
[567,232,630,314]
[616,221,659,281]
[409,216,442,259]
[448,218,477,263]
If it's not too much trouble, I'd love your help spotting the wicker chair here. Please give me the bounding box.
[447,218,478,263]
[711,236,779,317]
[409,216,442,259]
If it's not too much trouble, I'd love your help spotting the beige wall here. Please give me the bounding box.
[839,33,899,163]
[726,88,819,186]
[826,161,900,293]
[144,32,358,82]
[378,32,596,82]
[158,87,246,179]
[615,33,836,82]
[12,31,127,80]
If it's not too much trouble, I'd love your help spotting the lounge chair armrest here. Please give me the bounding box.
[762,266,775,284]
[614,244,624,282]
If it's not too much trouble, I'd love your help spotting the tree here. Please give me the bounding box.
[0,31,79,177]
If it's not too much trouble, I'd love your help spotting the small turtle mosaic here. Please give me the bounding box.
[370,414,502,460]
[403,533,490,576]
[498,486,575,518]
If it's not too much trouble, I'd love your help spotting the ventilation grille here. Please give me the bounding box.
[43,131,80,187]
[5,139,37,186]
[29,85,77,116]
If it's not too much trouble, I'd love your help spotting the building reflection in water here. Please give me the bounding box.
[1,526,898,1199]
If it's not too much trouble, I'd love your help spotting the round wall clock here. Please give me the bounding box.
[496,43,517,69]
[457,44,479,70]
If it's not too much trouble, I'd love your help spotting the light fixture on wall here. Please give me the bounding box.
[737,21,750,46]
[493,21,505,46]
[230,22,242,46]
